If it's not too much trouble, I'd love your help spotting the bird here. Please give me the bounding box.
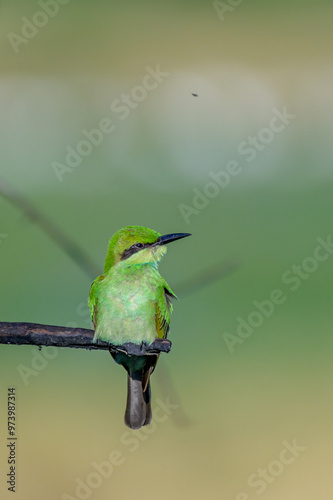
[88,225,191,429]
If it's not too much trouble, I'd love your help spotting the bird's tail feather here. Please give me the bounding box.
[125,370,152,430]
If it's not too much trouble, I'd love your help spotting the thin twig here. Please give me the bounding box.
[0,322,171,355]
[0,177,100,279]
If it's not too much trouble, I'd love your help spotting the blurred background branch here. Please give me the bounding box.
[0,177,100,279]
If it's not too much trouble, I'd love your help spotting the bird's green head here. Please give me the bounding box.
[104,225,191,272]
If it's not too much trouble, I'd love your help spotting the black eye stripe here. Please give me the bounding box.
[121,242,150,261]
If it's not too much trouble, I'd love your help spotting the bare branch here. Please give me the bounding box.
[0,322,171,355]
[0,177,100,280]
[177,258,240,298]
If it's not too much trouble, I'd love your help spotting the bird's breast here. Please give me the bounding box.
[94,265,161,345]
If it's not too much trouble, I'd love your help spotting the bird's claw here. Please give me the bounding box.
[108,339,172,356]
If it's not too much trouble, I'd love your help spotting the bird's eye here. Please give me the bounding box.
[131,242,144,250]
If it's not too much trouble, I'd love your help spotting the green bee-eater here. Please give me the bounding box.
[88,225,191,430]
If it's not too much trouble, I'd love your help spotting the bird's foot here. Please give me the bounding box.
[108,339,172,357]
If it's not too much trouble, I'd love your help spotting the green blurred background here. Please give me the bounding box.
[1,1,333,498]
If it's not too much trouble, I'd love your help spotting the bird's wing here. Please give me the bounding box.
[155,279,177,339]
[88,275,104,327]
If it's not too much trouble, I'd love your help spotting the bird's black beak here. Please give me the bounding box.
[156,233,191,246]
